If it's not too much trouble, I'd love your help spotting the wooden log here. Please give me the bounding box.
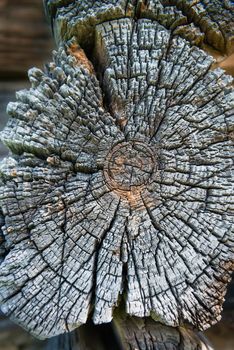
[44,0,234,54]
[45,317,214,350]
[0,0,52,78]
[113,315,214,350]
[0,1,234,349]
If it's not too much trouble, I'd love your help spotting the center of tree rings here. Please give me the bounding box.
[104,141,155,192]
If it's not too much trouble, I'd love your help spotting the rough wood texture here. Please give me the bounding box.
[0,83,31,160]
[113,316,214,350]
[44,0,234,54]
[45,318,214,350]
[0,0,233,346]
[0,0,52,78]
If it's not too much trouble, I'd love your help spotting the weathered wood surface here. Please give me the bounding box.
[46,317,214,350]
[0,0,52,78]
[0,0,234,347]
[113,316,214,350]
[0,83,31,160]
[45,0,234,54]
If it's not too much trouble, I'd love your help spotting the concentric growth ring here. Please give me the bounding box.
[104,141,156,192]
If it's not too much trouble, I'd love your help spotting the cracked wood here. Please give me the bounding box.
[44,0,234,54]
[0,0,233,343]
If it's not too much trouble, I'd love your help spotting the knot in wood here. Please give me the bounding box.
[104,141,155,193]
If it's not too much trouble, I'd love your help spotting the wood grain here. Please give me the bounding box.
[0,82,30,159]
[45,0,234,54]
[0,19,233,339]
[0,0,52,78]
[0,0,233,347]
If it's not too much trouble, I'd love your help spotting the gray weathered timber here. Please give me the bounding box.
[45,317,214,350]
[113,316,214,350]
[44,0,234,54]
[0,21,233,339]
[0,82,31,161]
[0,0,233,346]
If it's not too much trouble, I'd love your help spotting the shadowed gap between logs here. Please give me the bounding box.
[46,320,124,350]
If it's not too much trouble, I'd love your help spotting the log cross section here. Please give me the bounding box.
[0,0,233,347]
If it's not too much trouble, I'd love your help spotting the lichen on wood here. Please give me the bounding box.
[0,0,233,343]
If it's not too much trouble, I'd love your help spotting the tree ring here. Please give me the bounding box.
[104,141,156,192]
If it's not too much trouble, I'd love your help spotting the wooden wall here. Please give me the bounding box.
[0,0,52,78]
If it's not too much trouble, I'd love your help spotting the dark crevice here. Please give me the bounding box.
[82,33,127,135]
[0,208,8,261]
[48,319,123,350]
[223,272,234,310]
[120,227,129,302]
[89,199,121,320]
